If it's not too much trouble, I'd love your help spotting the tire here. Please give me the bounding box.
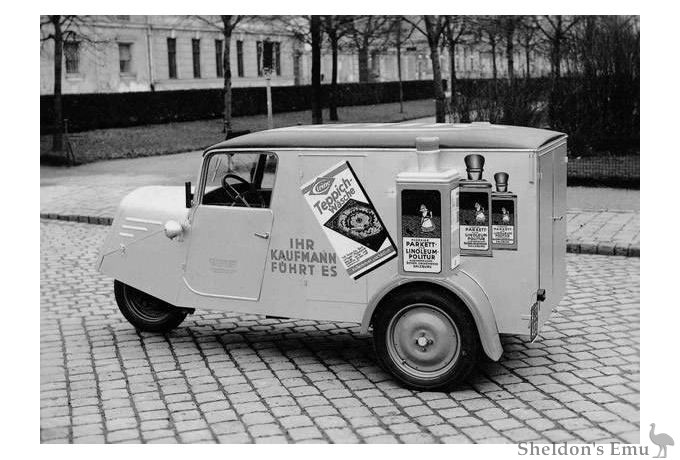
[114,280,188,333]
[372,288,480,390]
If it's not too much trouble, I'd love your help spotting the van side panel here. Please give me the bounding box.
[176,144,565,340]
[438,151,540,335]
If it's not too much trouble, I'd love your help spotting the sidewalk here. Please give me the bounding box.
[40,150,639,257]
[566,210,639,257]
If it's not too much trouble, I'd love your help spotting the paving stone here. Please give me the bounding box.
[40,221,639,444]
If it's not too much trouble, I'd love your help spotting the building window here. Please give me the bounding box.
[274,42,281,76]
[64,41,80,74]
[167,38,177,79]
[215,39,224,78]
[192,39,201,78]
[118,43,132,74]
[257,40,281,76]
[236,40,244,77]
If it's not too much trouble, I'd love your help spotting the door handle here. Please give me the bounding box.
[254,232,270,239]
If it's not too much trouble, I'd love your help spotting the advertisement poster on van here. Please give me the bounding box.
[459,191,491,251]
[301,161,397,280]
[401,189,442,273]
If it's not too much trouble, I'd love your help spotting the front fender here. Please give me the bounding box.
[97,186,190,306]
[362,270,504,361]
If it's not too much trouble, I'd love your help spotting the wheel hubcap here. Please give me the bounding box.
[123,285,169,323]
[387,304,460,379]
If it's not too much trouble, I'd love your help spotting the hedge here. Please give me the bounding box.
[40,79,441,134]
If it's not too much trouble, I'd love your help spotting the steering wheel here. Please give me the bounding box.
[221,173,265,208]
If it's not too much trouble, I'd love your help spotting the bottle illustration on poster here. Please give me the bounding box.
[459,192,490,251]
[458,154,493,256]
[491,171,518,250]
[401,189,442,273]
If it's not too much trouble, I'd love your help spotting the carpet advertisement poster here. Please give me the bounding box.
[301,161,396,280]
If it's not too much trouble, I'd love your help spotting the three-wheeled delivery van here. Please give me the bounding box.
[97,122,567,389]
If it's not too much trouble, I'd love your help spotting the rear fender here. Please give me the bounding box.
[362,271,503,361]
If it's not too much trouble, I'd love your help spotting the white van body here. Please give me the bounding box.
[97,122,567,388]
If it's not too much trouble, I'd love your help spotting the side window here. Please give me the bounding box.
[201,152,277,208]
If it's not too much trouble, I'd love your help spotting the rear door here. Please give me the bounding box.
[552,144,568,303]
[538,151,554,324]
[538,143,568,325]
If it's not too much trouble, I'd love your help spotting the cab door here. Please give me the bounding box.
[183,152,277,301]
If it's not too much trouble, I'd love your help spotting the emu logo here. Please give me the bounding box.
[309,177,335,195]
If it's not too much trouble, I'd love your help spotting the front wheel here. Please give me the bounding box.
[372,289,480,390]
[114,281,188,332]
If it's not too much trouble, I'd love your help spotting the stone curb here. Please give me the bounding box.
[40,213,112,226]
[40,213,640,258]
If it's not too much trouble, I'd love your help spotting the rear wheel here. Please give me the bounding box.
[373,289,480,390]
[114,280,188,332]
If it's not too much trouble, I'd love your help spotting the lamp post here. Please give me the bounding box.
[264,67,273,130]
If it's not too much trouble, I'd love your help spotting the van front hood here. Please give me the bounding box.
[113,185,190,226]
[97,186,190,272]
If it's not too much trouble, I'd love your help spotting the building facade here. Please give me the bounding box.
[40,15,301,95]
[40,16,551,95]
[302,46,550,85]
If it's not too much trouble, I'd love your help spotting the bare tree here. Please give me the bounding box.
[323,15,354,121]
[500,16,522,84]
[517,17,540,80]
[475,16,504,97]
[444,16,468,115]
[499,16,523,123]
[568,16,639,145]
[195,16,245,138]
[403,16,447,122]
[386,17,417,113]
[348,16,391,82]
[311,15,323,124]
[40,15,96,156]
[534,15,581,123]
[274,16,323,124]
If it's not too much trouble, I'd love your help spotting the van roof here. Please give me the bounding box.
[205,122,566,153]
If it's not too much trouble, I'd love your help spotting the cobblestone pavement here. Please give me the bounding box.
[41,220,640,444]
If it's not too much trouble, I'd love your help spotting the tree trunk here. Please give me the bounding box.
[490,37,498,101]
[311,15,323,124]
[329,32,339,121]
[490,40,498,81]
[549,20,563,126]
[505,21,515,84]
[431,50,445,123]
[448,42,457,118]
[503,20,516,123]
[51,16,64,153]
[221,16,233,137]
[396,40,404,113]
[358,43,369,82]
[424,17,446,123]
[525,44,531,81]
